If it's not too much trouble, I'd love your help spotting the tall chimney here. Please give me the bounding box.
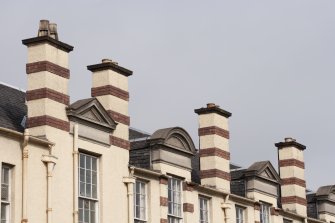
[275,138,307,216]
[22,20,73,137]
[87,59,133,150]
[195,103,232,191]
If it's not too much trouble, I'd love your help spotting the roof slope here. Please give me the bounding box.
[0,84,26,132]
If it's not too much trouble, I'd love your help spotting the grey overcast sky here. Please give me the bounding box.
[1,1,334,190]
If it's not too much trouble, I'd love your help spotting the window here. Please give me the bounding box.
[236,205,245,223]
[168,178,182,223]
[79,153,98,223]
[199,196,209,223]
[260,202,270,223]
[134,180,146,223]
[1,165,11,223]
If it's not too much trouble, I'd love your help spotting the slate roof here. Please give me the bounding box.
[0,84,26,132]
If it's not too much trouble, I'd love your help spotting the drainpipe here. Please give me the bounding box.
[221,194,231,223]
[21,129,29,223]
[73,124,79,223]
[123,167,135,223]
[42,151,57,223]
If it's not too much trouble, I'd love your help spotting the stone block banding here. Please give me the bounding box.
[107,110,130,125]
[160,219,167,223]
[110,135,130,150]
[281,177,306,187]
[199,148,230,160]
[281,196,307,206]
[198,126,229,139]
[183,203,194,213]
[26,88,69,105]
[92,85,129,101]
[160,196,168,206]
[26,61,70,79]
[279,159,305,169]
[27,115,69,132]
[200,169,231,181]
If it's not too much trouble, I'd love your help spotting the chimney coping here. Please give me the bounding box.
[194,105,231,118]
[87,61,133,77]
[275,140,306,151]
[22,36,73,52]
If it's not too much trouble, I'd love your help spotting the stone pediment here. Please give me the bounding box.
[149,127,196,155]
[245,161,280,183]
[67,98,117,132]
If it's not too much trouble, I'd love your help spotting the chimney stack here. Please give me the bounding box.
[22,20,73,137]
[195,103,232,192]
[88,59,133,150]
[275,138,307,216]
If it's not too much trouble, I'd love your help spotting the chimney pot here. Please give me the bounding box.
[207,103,216,108]
[284,137,296,142]
[48,23,58,40]
[102,58,118,65]
[38,20,50,37]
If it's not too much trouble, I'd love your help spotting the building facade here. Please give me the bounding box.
[0,20,334,223]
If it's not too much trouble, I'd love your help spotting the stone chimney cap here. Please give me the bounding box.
[87,60,133,77]
[275,138,306,150]
[195,103,231,118]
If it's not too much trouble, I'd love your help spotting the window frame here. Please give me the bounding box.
[235,205,245,223]
[260,202,271,223]
[199,196,210,223]
[1,164,12,223]
[78,153,99,223]
[134,180,147,223]
[168,177,183,223]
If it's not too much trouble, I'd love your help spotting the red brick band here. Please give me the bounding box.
[199,148,230,160]
[255,221,260,223]
[160,197,168,206]
[254,203,261,210]
[110,135,130,150]
[279,159,305,169]
[198,126,229,139]
[160,219,167,223]
[27,115,69,132]
[92,85,129,101]
[159,177,168,185]
[270,207,279,216]
[26,88,69,105]
[200,169,231,181]
[107,110,130,125]
[281,196,307,206]
[281,177,306,187]
[183,182,194,192]
[26,61,70,79]
[183,203,194,213]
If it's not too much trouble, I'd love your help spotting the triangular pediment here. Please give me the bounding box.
[259,167,278,181]
[246,161,280,183]
[67,98,117,132]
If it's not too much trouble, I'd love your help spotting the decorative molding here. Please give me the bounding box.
[107,110,130,125]
[200,169,231,181]
[199,147,230,160]
[27,115,69,132]
[198,126,229,139]
[92,85,129,101]
[26,61,70,79]
[26,88,69,105]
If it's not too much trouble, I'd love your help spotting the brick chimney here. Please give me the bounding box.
[87,59,133,150]
[194,103,232,191]
[275,138,307,216]
[22,20,73,137]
